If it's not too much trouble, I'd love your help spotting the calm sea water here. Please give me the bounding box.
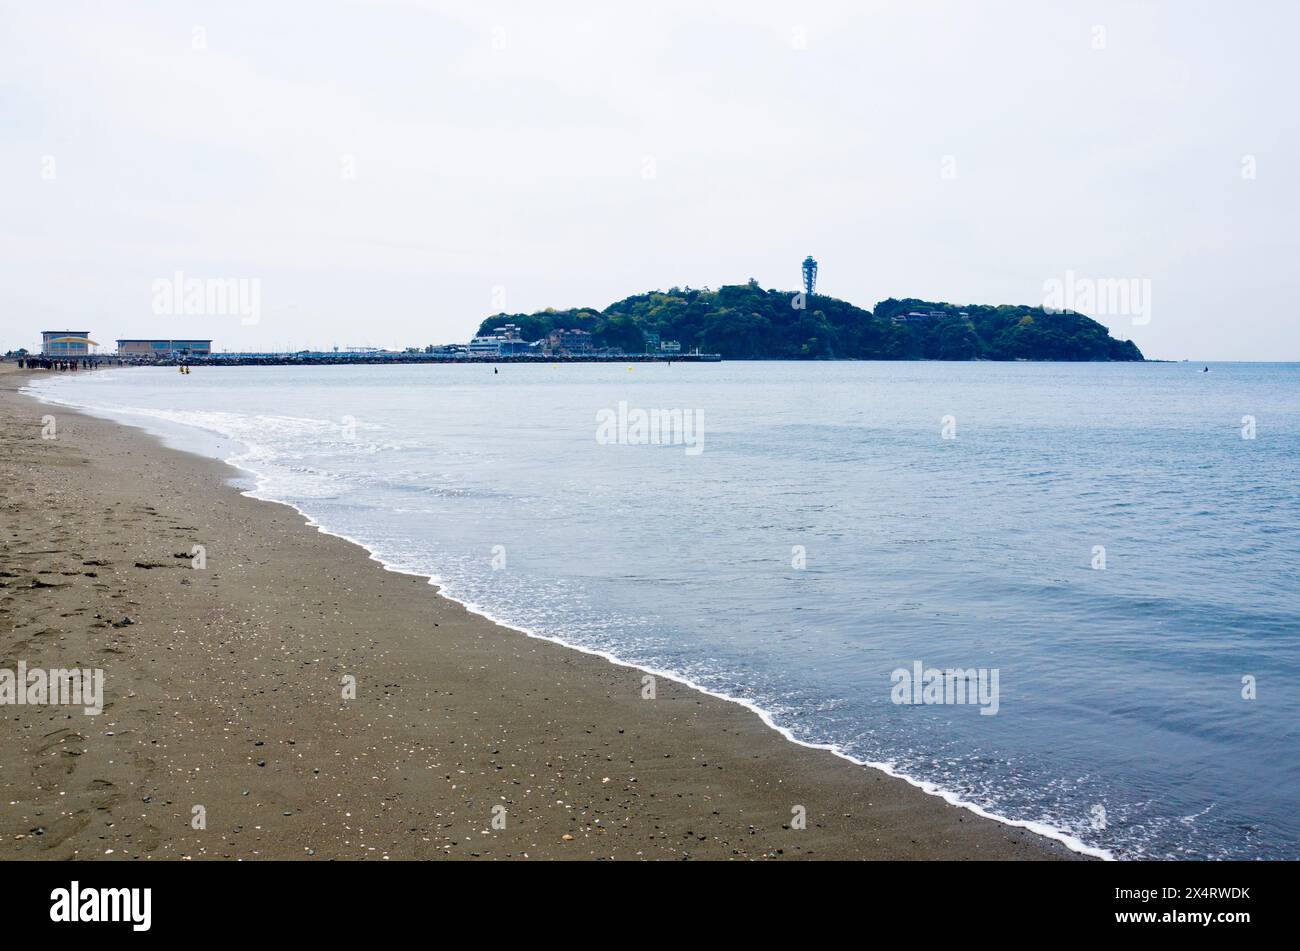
[28,361,1300,859]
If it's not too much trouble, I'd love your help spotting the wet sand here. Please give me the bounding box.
[0,363,1077,860]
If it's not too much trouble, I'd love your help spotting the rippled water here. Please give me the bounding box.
[28,361,1300,859]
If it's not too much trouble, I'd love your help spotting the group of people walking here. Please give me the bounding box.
[14,356,105,371]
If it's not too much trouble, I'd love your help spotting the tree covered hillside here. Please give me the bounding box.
[475,282,1144,361]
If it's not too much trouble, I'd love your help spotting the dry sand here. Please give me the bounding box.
[0,363,1077,860]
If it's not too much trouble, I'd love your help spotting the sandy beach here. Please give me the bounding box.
[0,363,1075,860]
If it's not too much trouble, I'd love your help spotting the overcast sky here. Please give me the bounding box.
[2,0,1296,359]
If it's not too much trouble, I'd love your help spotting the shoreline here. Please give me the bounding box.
[2,364,1085,860]
[24,372,1112,859]
[200,495,1114,863]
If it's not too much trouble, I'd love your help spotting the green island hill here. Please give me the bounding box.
[475,281,1145,361]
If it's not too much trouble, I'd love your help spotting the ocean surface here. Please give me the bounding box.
[27,361,1300,860]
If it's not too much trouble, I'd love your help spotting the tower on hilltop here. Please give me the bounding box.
[802,255,817,296]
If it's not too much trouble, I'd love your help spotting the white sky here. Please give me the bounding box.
[1,0,1296,359]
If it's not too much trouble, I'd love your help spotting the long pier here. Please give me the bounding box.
[142,352,722,367]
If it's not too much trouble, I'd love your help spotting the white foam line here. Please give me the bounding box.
[22,379,1114,861]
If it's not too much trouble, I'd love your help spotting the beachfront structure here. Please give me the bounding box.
[467,336,502,356]
[116,339,213,356]
[497,338,531,356]
[802,255,817,296]
[636,330,680,355]
[468,325,530,357]
[41,330,92,356]
[546,328,594,354]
